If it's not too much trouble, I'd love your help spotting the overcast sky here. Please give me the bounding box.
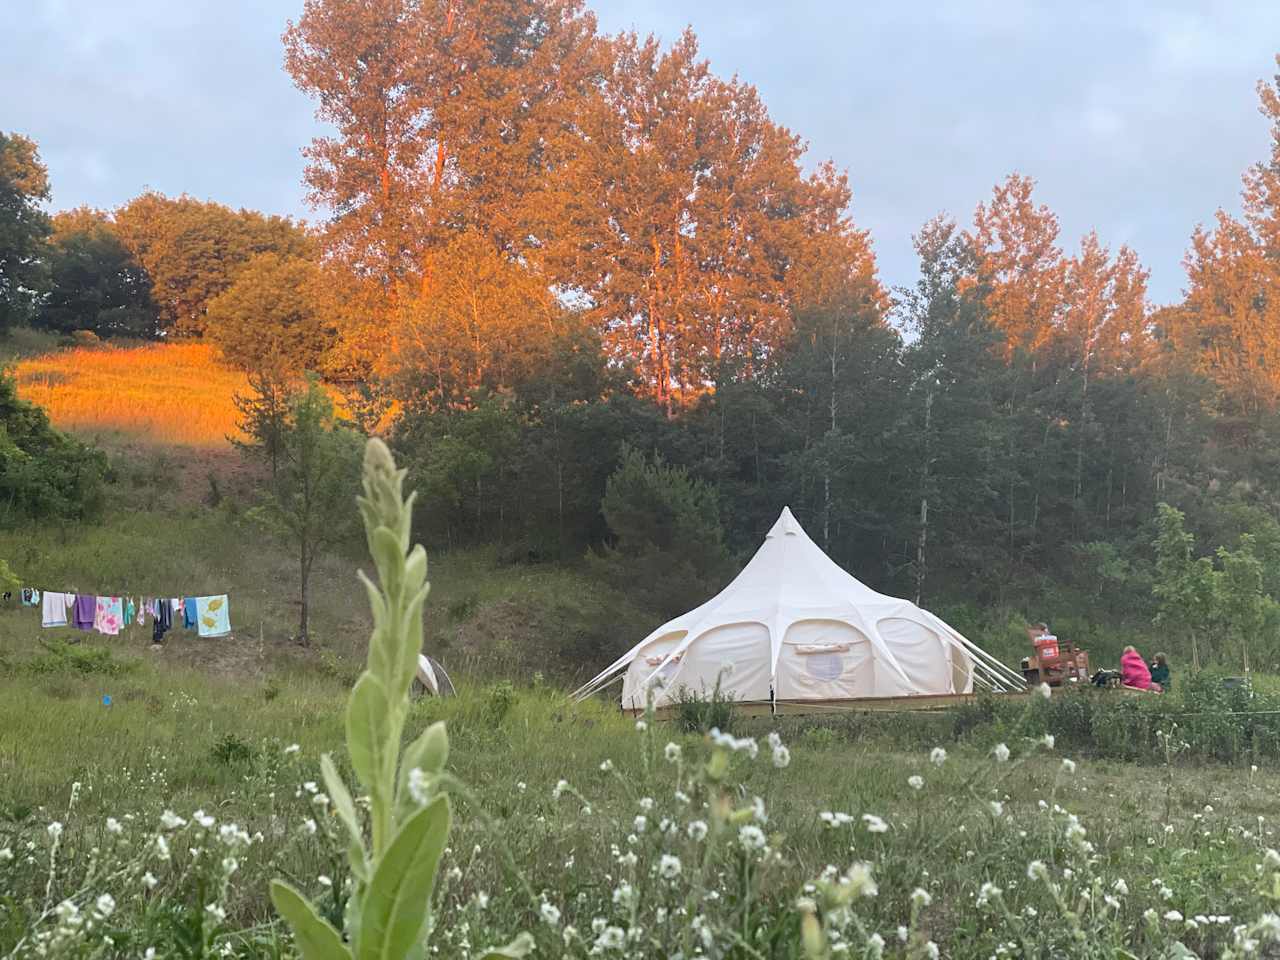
[7,1,1280,305]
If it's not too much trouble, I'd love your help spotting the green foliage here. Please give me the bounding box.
[595,446,732,618]
[0,132,52,331]
[210,732,255,766]
[36,206,159,337]
[206,253,334,376]
[249,379,363,643]
[0,372,108,525]
[673,677,737,734]
[1153,503,1219,666]
[21,640,133,678]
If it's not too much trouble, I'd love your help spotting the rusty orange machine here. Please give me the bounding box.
[1019,624,1090,687]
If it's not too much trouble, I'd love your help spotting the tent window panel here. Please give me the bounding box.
[667,623,772,705]
[876,617,952,694]
[776,620,875,700]
[621,631,688,710]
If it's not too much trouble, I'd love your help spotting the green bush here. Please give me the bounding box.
[23,641,133,678]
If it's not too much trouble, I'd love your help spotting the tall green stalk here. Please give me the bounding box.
[269,438,529,960]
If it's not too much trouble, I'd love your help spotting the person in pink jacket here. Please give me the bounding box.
[1120,645,1161,692]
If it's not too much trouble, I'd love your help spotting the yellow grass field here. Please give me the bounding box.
[13,342,248,446]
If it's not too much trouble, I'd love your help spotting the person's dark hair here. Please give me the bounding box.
[1153,652,1168,666]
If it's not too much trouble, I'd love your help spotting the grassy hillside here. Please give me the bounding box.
[13,341,250,447]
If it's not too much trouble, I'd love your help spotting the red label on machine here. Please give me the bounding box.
[1034,638,1059,661]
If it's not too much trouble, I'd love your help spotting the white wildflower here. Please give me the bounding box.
[302,819,317,835]
[845,861,878,898]
[94,893,116,918]
[659,854,682,880]
[925,941,940,960]
[552,779,569,800]
[862,814,889,834]
[317,874,332,887]
[908,775,924,790]
[540,901,561,926]
[595,926,626,950]
[1165,910,1184,922]
[407,767,429,805]
[751,796,767,823]
[599,759,613,772]
[976,882,1002,906]
[1027,860,1049,882]
[1061,758,1076,774]
[739,824,767,851]
[159,810,185,830]
[635,719,647,732]
[772,744,791,768]
[930,747,947,766]
[1040,734,1055,749]
[206,903,226,923]
[1036,682,1051,700]
[153,836,170,862]
[688,820,708,841]
[633,815,647,834]
[664,742,682,763]
[911,887,933,908]
[193,810,215,829]
[105,818,122,835]
[993,743,1010,763]
[638,797,654,811]
[989,801,1004,817]
[284,743,300,755]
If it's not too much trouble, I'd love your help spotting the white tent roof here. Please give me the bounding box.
[573,506,1023,707]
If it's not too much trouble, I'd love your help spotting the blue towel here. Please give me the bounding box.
[183,597,198,629]
[195,595,231,638]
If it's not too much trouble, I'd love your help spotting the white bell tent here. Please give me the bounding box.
[574,506,1023,711]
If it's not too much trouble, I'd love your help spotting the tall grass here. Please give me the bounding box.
[13,342,249,446]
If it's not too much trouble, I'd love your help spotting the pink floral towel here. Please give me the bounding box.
[93,596,123,636]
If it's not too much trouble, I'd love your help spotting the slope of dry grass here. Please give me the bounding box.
[13,341,248,446]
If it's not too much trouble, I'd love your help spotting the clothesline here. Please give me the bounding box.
[18,588,232,644]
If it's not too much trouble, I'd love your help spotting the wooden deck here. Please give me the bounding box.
[624,690,1029,720]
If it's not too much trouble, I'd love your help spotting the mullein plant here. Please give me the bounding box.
[269,439,530,960]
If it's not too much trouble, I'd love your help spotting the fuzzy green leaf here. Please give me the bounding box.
[321,753,368,880]
[270,880,351,960]
[357,795,451,960]
[346,672,391,797]
[397,722,448,819]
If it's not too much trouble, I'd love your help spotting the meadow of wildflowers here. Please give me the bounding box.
[6,441,1280,958]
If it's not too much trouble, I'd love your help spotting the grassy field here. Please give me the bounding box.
[3,652,1280,958]
[13,341,250,448]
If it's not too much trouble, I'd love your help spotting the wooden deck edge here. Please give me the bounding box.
[623,690,1030,720]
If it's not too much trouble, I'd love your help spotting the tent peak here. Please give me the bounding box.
[768,505,801,538]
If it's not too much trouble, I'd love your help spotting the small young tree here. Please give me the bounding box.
[251,379,362,645]
[1215,534,1267,672]
[233,372,293,482]
[595,446,732,618]
[1152,502,1216,669]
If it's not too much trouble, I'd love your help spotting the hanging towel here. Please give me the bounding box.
[41,591,73,628]
[195,595,231,638]
[182,596,198,629]
[20,587,40,607]
[152,598,173,644]
[124,598,136,627]
[72,594,97,631]
[94,596,124,636]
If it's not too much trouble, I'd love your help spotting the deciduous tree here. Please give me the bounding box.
[0,132,52,331]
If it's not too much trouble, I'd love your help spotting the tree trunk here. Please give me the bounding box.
[298,540,310,647]
[916,390,934,606]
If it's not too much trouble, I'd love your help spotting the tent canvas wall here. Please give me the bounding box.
[574,507,1023,711]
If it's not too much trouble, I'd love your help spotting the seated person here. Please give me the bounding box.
[1149,652,1171,691]
[1120,645,1162,692]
